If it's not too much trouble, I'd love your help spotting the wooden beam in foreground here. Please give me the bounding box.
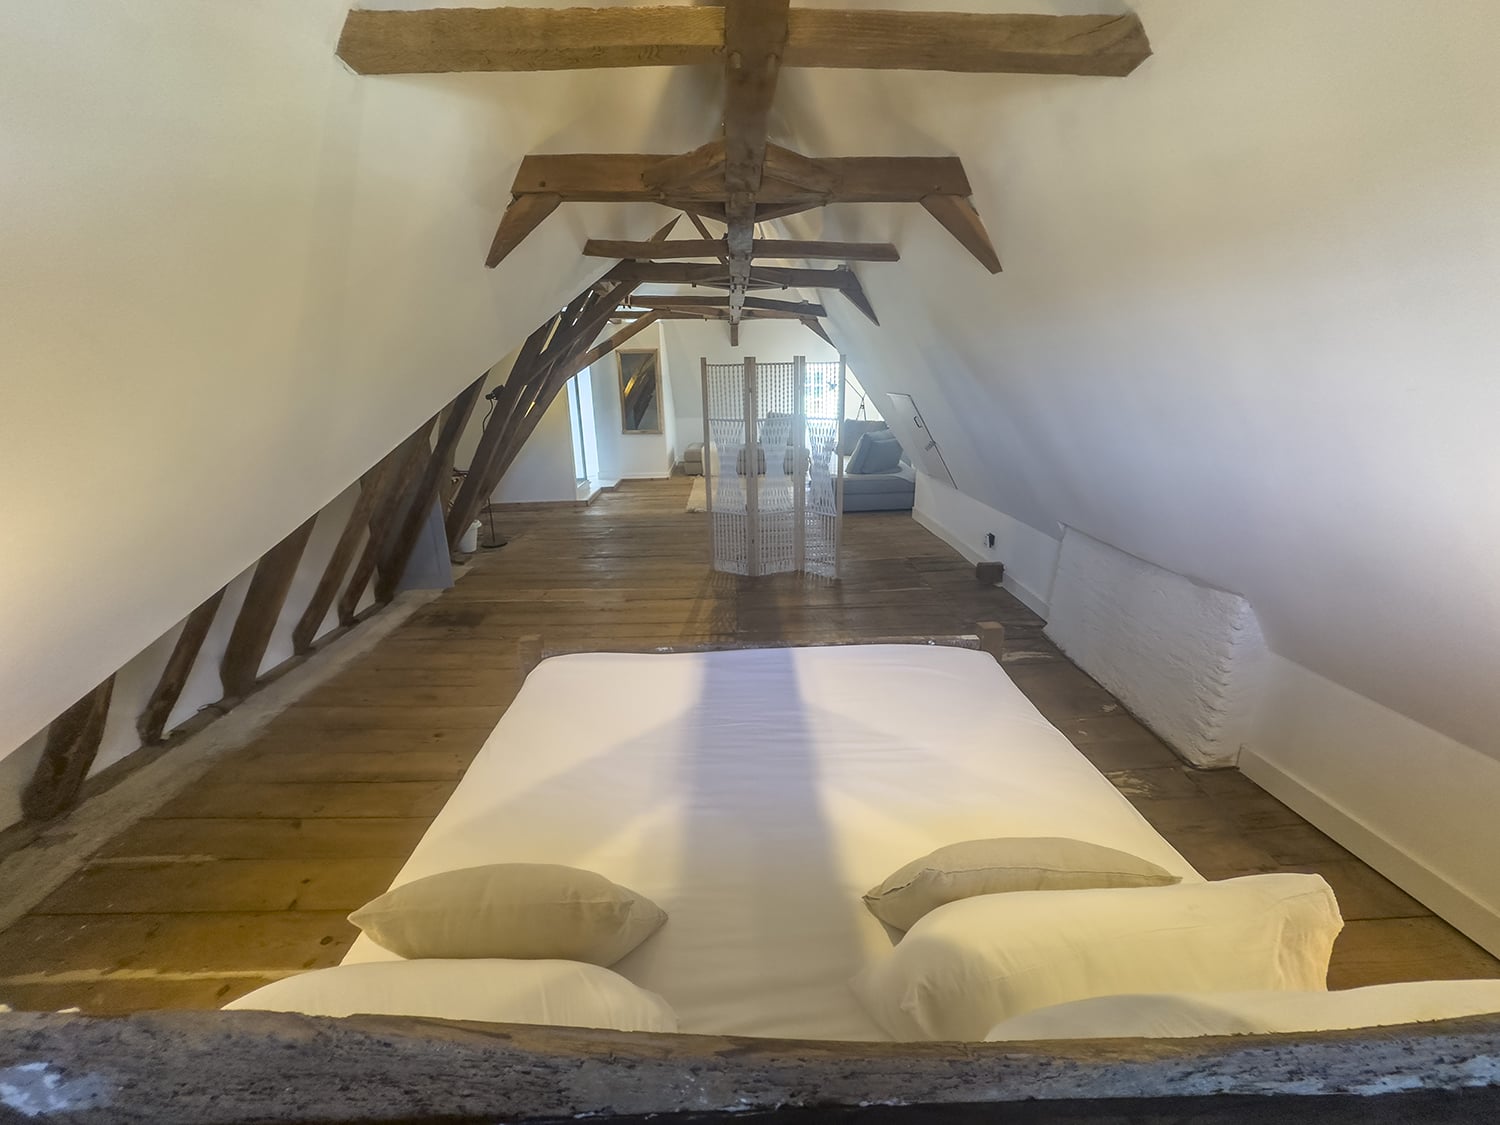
[219,516,318,700]
[7,1008,1498,1124]
[136,588,227,744]
[21,678,116,822]
[337,8,1150,78]
[583,238,901,263]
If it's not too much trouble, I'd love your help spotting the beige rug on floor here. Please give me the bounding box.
[686,475,708,512]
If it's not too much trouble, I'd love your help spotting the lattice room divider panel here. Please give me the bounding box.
[701,356,845,578]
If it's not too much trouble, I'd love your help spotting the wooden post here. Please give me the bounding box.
[743,356,760,577]
[700,358,713,519]
[219,516,318,700]
[834,354,847,577]
[137,588,226,744]
[792,355,807,569]
[22,677,116,822]
[977,620,1007,664]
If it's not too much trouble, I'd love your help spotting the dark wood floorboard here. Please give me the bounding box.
[1,477,1495,1015]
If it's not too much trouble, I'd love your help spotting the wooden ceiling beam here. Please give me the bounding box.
[782,10,1151,76]
[629,294,827,318]
[337,8,1149,78]
[606,260,873,303]
[582,238,900,263]
[337,6,724,75]
[509,153,971,204]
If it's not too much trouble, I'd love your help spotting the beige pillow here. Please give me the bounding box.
[863,837,1181,931]
[349,863,667,965]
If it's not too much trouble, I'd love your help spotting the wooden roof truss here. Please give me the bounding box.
[337,4,1151,340]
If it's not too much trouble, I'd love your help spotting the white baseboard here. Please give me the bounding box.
[911,507,1052,619]
[1240,748,1500,959]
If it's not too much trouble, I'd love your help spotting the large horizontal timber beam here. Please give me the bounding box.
[583,238,900,263]
[490,147,999,274]
[604,262,877,323]
[337,8,1152,78]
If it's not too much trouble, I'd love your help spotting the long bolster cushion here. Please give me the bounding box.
[851,873,1343,1041]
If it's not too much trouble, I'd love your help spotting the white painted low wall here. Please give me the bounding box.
[1244,654,1500,958]
[1044,528,1267,769]
[912,474,1059,619]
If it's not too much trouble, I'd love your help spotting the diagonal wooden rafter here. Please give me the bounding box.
[344,6,1156,332]
[337,8,1152,78]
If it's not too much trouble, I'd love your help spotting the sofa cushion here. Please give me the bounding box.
[838,419,889,457]
[848,430,903,475]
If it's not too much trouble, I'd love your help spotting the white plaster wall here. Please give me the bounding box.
[492,393,580,505]
[1045,528,1268,769]
[912,476,1060,619]
[590,322,675,480]
[0,0,717,761]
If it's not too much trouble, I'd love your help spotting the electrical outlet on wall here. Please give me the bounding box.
[984,532,996,549]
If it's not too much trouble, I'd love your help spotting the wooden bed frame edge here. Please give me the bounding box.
[517,622,1007,677]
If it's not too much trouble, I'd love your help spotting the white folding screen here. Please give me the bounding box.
[701,355,844,578]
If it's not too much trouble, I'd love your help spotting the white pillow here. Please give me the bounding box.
[223,959,678,1032]
[851,873,1342,1041]
[984,980,1500,1041]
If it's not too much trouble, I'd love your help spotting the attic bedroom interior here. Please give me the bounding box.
[3,1,1499,1121]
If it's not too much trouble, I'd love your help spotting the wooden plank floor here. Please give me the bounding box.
[2,478,1496,1014]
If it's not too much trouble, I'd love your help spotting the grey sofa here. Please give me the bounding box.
[838,420,915,513]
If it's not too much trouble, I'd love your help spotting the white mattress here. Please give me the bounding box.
[343,645,1201,1040]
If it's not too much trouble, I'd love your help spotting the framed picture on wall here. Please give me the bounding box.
[617,348,663,434]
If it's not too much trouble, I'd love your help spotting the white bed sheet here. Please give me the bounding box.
[343,645,1201,1040]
